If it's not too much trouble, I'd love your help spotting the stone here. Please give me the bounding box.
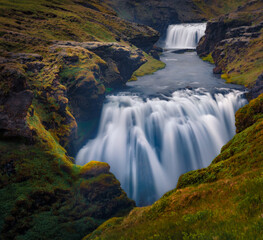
[80,161,110,178]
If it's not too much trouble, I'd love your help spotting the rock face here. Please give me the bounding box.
[249,73,263,99]
[0,64,34,141]
[197,0,263,96]
[53,41,146,88]
[197,19,262,57]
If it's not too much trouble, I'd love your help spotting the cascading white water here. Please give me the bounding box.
[165,23,206,49]
[76,89,247,206]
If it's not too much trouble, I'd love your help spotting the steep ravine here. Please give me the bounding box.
[0,0,262,239]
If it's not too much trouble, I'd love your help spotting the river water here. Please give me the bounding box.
[76,24,247,206]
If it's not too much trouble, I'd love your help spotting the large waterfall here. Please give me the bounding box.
[76,89,247,206]
[165,23,206,49]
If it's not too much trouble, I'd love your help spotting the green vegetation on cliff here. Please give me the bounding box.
[1,0,263,239]
[197,0,263,88]
[0,0,163,238]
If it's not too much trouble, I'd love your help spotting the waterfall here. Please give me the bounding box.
[165,23,206,49]
[76,89,247,206]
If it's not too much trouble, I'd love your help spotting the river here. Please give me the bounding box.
[76,23,247,206]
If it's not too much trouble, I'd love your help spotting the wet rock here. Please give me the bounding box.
[0,64,34,141]
[249,73,263,99]
[213,66,222,74]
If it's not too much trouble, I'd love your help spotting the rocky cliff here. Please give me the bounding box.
[197,0,263,98]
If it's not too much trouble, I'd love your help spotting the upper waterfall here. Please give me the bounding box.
[165,23,206,49]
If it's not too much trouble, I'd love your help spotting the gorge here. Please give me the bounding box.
[76,25,247,206]
[0,0,262,239]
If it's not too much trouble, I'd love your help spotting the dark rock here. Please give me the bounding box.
[9,53,43,64]
[0,90,34,141]
[52,41,146,87]
[0,64,27,93]
[213,67,222,74]
[197,16,252,57]
[26,62,45,72]
[249,73,263,99]
[149,50,160,60]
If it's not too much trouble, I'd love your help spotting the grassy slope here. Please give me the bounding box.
[86,94,263,240]
[0,0,162,75]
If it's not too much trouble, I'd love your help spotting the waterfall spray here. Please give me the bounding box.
[76,89,247,206]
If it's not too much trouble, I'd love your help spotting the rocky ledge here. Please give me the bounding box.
[0,40,147,239]
[197,0,263,98]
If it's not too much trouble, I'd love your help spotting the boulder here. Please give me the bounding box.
[0,64,34,141]
[80,161,110,178]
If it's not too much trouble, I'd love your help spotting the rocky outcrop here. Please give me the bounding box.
[197,0,263,97]
[0,64,34,142]
[197,20,262,57]
[249,73,263,99]
[52,41,146,87]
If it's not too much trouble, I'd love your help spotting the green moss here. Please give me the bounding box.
[201,53,214,64]
[235,94,263,133]
[130,53,165,81]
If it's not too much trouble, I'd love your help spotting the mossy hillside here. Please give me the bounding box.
[235,93,263,132]
[85,92,263,240]
[0,0,163,237]
[0,0,135,44]
[0,0,164,78]
[0,134,134,239]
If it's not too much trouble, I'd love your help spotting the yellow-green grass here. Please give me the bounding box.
[0,0,156,54]
[130,53,165,81]
[201,53,214,64]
